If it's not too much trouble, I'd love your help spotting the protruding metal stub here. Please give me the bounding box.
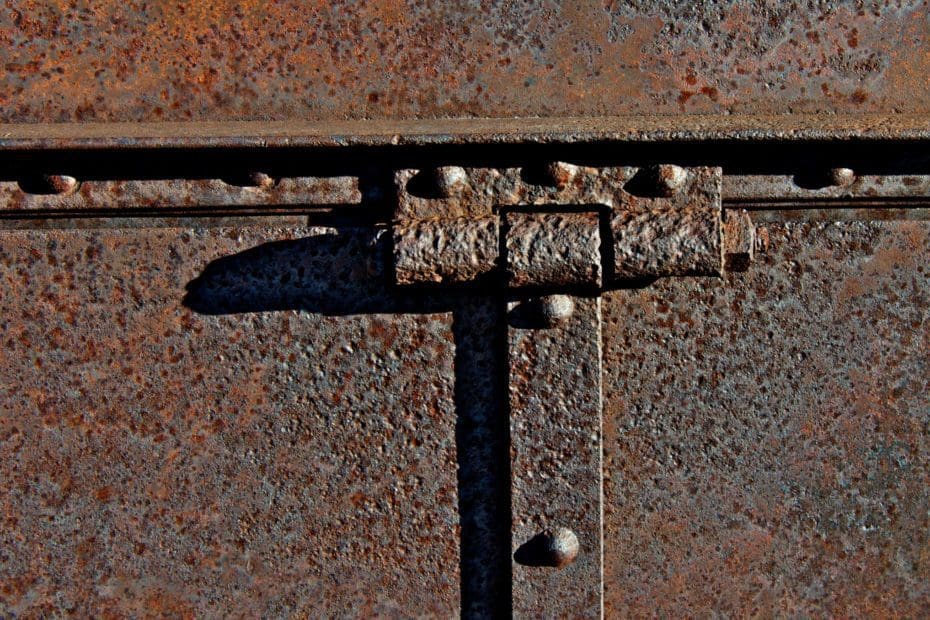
[723,209,755,272]
[543,161,581,189]
[538,295,575,327]
[247,172,276,188]
[829,167,856,188]
[393,217,499,285]
[653,164,688,196]
[434,166,469,197]
[505,211,602,288]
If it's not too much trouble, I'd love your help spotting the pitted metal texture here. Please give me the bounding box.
[505,211,602,289]
[3,3,929,124]
[393,217,499,285]
[394,164,727,287]
[603,220,930,616]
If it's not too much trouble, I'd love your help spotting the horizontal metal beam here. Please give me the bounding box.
[2,114,930,150]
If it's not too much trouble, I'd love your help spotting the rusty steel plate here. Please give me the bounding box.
[602,220,930,616]
[0,226,466,616]
[2,3,929,125]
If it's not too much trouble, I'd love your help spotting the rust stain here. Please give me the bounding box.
[1,2,928,122]
[603,221,930,616]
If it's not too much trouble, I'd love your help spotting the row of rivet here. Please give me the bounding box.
[394,165,741,288]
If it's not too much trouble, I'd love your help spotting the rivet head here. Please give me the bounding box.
[654,164,687,195]
[544,161,580,189]
[829,167,855,187]
[538,294,575,327]
[543,527,580,567]
[514,526,581,568]
[433,166,468,197]
[537,527,579,568]
[44,174,78,195]
[247,172,275,188]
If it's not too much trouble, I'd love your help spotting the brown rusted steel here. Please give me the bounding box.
[509,295,603,618]
[393,217,499,285]
[0,177,361,211]
[612,166,723,278]
[3,2,930,618]
[612,206,723,278]
[2,4,929,124]
[394,164,744,288]
[602,220,930,616]
[0,226,463,616]
[724,173,930,207]
[395,164,633,221]
[505,211,602,289]
[722,209,755,272]
[5,115,930,150]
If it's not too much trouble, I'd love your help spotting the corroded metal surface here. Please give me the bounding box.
[393,217,499,285]
[7,115,930,150]
[396,165,632,220]
[395,164,738,288]
[0,226,463,616]
[509,295,603,617]
[505,212,602,289]
[612,166,723,278]
[602,221,930,616]
[2,3,929,123]
[725,173,930,205]
[722,209,755,272]
[0,177,361,211]
[611,207,722,278]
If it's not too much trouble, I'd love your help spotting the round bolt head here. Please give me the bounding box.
[538,294,575,327]
[544,161,580,189]
[829,167,855,187]
[248,172,276,188]
[44,174,78,195]
[541,527,580,568]
[433,166,468,197]
[655,164,687,195]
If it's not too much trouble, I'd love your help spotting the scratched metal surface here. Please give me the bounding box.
[0,226,468,616]
[603,220,930,616]
[2,2,929,124]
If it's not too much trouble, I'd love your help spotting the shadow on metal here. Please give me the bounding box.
[183,230,512,618]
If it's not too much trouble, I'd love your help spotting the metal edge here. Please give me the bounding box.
[2,115,930,150]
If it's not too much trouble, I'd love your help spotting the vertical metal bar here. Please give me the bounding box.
[508,295,603,618]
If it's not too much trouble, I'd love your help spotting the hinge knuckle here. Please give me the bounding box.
[393,217,499,285]
[611,206,722,278]
[392,164,734,290]
[505,211,602,288]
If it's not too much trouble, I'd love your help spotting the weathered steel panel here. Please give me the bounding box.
[602,220,930,616]
[510,295,603,617]
[0,226,462,616]
[2,3,929,123]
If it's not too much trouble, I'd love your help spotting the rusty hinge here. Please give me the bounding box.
[392,164,753,290]
[389,163,759,617]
